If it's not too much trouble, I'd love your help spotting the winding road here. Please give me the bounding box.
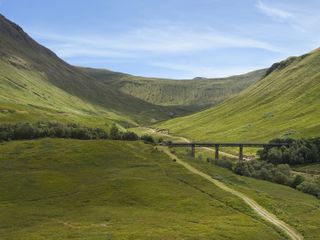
[159,147,303,240]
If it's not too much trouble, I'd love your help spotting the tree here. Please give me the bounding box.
[122,131,138,141]
[267,148,283,163]
[110,124,121,140]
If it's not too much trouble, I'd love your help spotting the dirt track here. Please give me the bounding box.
[160,147,303,240]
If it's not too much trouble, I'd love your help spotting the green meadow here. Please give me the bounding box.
[0,139,287,240]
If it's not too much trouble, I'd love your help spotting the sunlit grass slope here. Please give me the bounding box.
[0,139,286,239]
[158,48,320,142]
[81,67,266,110]
[0,58,136,128]
[0,14,185,126]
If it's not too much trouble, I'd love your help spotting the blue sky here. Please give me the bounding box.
[1,0,319,79]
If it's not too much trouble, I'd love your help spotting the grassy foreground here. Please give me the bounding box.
[0,139,286,240]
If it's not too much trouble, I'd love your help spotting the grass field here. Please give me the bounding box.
[173,148,320,240]
[157,49,320,142]
[0,139,289,240]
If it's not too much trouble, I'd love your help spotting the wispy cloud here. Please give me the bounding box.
[149,62,264,79]
[256,0,293,20]
[28,24,281,59]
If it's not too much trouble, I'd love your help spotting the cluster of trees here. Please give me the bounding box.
[234,161,295,185]
[0,122,108,141]
[108,124,156,143]
[234,160,320,198]
[258,138,320,165]
[0,122,155,143]
[109,124,139,141]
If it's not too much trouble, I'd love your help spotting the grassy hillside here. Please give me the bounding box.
[0,58,135,128]
[0,139,287,240]
[0,14,190,127]
[81,67,266,110]
[158,48,320,142]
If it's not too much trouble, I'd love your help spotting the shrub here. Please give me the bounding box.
[234,162,253,177]
[259,167,273,181]
[233,161,292,183]
[121,131,139,141]
[297,181,320,198]
[141,135,154,143]
[291,175,305,188]
[273,171,289,185]
[110,124,121,140]
[213,158,233,170]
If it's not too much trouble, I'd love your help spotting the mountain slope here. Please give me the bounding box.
[0,14,190,127]
[158,48,320,141]
[81,67,266,110]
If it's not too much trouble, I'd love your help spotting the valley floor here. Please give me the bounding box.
[0,139,319,239]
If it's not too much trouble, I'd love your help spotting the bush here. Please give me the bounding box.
[213,158,233,170]
[233,161,291,183]
[110,124,121,140]
[121,131,139,141]
[273,171,289,185]
[297,181,320,198]
[141,135,154,143]
[291,175,305,188]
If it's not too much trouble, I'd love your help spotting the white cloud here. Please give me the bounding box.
[256,0,293,20]
[28,24,281,59]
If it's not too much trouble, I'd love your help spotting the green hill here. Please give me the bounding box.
[0,14,193,128]
[157,48,320,142]
[81,67,266,111]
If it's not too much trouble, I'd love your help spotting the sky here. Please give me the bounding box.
[1,0,320,79]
